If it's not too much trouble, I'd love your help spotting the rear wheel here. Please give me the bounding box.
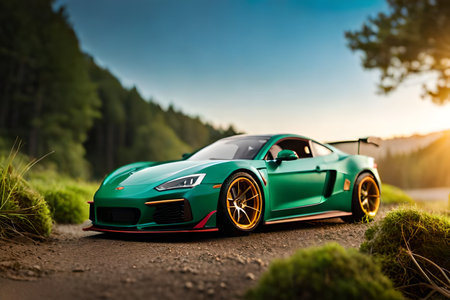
[342,173,380,223]
[217,172,263,234]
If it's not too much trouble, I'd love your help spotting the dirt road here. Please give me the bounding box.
[0,207,391,300]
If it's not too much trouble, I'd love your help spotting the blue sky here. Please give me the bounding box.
[57,0,450,141]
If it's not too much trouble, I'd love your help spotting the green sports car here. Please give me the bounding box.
[84,134,381,234]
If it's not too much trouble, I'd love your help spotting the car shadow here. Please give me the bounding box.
[83,230,223,243]
[82,217,350,243]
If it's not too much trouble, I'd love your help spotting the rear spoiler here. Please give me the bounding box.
[327,137,379,155]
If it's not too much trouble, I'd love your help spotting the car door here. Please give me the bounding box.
[265,138,329,214]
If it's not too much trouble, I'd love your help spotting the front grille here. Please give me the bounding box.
[97,207,140,225]
[153,200,192,224]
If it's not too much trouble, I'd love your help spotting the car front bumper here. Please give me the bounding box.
[85,184,221,232]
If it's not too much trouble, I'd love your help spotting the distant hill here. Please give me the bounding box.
[332,130,450,188]
[84,57,237,177]
[332,131,446,160]
[377,131,450,188]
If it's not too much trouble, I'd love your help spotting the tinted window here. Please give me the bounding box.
[265,139,313,160]
[188,137,269,160]
[311,141,333,156]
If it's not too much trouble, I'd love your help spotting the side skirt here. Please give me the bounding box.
[264,210,352,225]
[83,226,218,234]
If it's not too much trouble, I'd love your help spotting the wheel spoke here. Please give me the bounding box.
[242,194,259,203]
[232,207,237,220]
[231,187,238,199]
[242,209,251,224]
[237,181,240,197]
[361,198,369,209]
[236,186,252,200]
[245,206,260,213]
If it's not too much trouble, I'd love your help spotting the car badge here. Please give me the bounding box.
[116,186,125,190]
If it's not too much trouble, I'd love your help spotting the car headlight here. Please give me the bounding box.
[155,174,206,191]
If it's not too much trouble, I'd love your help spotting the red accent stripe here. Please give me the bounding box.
[193,210,217,229]
[83,225,218,234]
[261,175,267,186]
[87,201,93,204]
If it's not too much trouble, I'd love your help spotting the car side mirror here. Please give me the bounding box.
[276,149,299,163]
[182,153,191,160]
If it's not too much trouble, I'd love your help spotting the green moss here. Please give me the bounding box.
[361,207,450,298]
[381,184,414,205]
[245,243,402,300]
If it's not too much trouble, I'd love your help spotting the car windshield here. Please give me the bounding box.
[187,136,269,160]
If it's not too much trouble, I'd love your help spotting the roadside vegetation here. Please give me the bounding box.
[29,171,97,224]
[381,184,415,205]
[361,207,450,299]
[246,243,403,300]
[0,147,52,239]
[381,183,449,214]
[0,145,98,239]
[248,208,449,299]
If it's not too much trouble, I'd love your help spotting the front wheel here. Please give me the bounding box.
[342,173,380,223]
[217,172,264,234]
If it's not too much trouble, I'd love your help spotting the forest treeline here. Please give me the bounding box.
[378,131,450,189]
[0,0,237,178]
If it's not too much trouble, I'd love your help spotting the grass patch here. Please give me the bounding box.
[0,145,52,239]
[361,207,450,299]
[381,184,414,205]
[245,243,402,300]
[30,171,98,224]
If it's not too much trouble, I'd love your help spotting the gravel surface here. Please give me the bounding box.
[0,206,393,300]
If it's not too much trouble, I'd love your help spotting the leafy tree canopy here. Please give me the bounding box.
[346,0,450,104]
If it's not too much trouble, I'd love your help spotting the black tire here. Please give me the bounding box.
[217,172,264,235]
[342,173,381,223]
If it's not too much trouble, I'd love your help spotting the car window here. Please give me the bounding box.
[265,144,282,160]
[311,141,333,157]
[188,137,269,160]
[265,139,313,160]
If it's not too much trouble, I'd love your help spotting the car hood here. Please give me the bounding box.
[104,160,224,188]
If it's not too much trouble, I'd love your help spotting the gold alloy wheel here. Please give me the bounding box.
[358,176,380,217]
[226,177,262,230]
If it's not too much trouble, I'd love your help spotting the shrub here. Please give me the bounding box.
[361,207,450,298]
[245,243,402,300]
[0,148,52,238]
[31,174,97,224]
[381,184,414,205]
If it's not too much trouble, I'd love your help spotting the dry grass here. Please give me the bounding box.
[0,141,52,239]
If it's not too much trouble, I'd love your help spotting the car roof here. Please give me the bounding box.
[223,133,312,141]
